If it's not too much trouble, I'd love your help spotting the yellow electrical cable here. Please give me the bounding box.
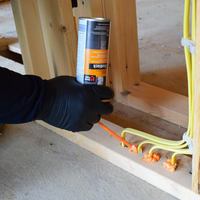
[184,0,192,137]
[171,150,192,165]
[121,128,185,148]
[137,140,188,153]
[149,146,190,157]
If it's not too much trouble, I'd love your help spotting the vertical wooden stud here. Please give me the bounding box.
[73,0,105,29]
[10,0,51,79]
[37,0,77,77]
[104,0,140,92]
[192,0,200,193]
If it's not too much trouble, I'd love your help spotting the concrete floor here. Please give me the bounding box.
[0,120,179,200]
[0,0,189,199]
[137,0,187,96]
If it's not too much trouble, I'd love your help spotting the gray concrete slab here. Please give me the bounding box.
[0,121,177,200]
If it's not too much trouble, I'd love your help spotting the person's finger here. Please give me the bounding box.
[78,121,93,132]
[87,113,101,124]
[97,102,114,115]
[91,85,114,100]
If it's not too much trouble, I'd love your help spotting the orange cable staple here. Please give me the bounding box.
[163,159,177,172]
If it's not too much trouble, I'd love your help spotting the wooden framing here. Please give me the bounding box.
[0,36,17,52]
[10,0,51,79]
[115,82,189,128]
[9,0,200,198]
[37,0,77,77]
[193,0,200,193]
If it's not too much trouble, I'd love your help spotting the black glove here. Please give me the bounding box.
[37,76,114,132]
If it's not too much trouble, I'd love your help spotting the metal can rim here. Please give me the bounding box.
[79,17,111,22]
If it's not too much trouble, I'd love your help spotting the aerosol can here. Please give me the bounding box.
[76,17,111,86]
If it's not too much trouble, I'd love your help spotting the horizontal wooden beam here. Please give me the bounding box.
[0,55,25,74]
[115,82,188,128]
[0,36,17,52]
[8,42,21,54]
[37,119,199,200]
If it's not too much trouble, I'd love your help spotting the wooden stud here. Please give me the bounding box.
[104,0,140,92]
[73,0,105,31]
[10,0,51,79]
[192,0,200,193]
[37,0,77,77]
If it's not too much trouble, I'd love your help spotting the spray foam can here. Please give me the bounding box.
[76,17,111,86]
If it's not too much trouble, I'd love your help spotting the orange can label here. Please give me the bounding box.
[84,49,108,77]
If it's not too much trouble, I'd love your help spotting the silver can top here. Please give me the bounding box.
[79,17,111,22]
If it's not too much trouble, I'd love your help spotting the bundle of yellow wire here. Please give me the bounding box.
[121,0,195,169]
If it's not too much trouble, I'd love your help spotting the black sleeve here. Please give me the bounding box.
[0,67,51,124]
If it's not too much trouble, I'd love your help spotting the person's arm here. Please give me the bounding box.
[0,67,114,132]
[0,66,51,124]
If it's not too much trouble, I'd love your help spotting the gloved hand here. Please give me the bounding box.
[37,76,114,132]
